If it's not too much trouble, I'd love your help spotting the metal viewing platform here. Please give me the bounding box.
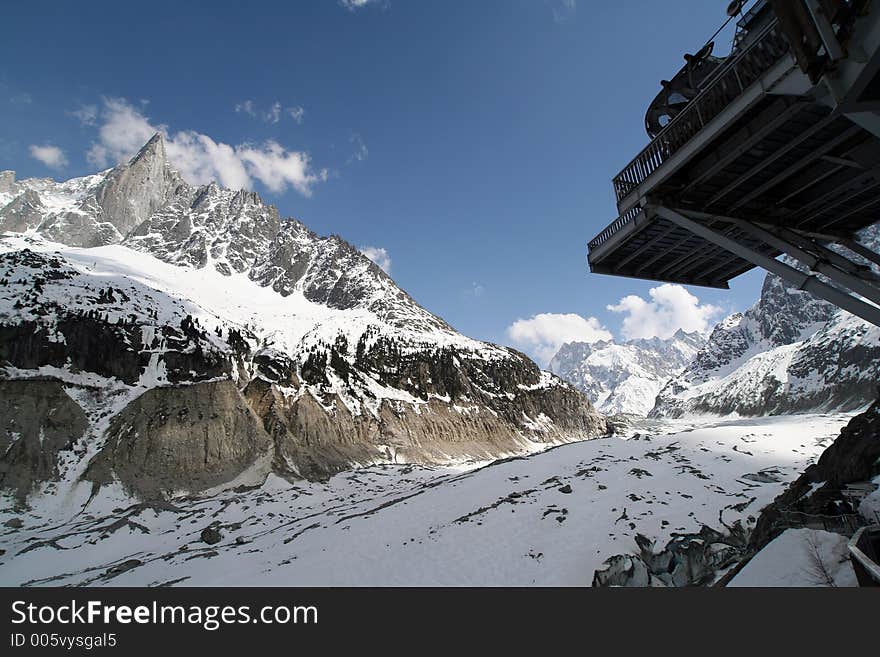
[588,0,880,327]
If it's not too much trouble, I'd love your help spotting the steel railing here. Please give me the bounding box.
[849,525,880,586]
[588,205,642,251]
[611,17,791,203]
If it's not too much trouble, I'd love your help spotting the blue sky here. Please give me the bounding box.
[0,0,766,364]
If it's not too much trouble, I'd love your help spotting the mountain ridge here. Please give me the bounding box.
[0,134,606,502]
[548,329,705,416]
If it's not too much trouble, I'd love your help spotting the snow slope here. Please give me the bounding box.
[0,413,851,586]
[728,528,857,587]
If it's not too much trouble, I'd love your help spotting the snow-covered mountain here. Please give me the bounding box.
[0,134,606,501]
[548,330,705,416]
[651,224,880,418]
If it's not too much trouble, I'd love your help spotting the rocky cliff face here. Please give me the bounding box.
[549,330,705,416]
[707,400,880,586]
[0,134,605,501]
[651,224,880,418]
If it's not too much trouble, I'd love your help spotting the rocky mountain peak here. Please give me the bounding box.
[0,170,17,196]
[131,131,167,167]
[93,132,183,239]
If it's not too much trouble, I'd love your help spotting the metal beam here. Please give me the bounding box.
[648,209,779,280]
[794,172,880,224]
[804,0,845,61]
[653,205,880,327]
[717,215,880,306]
[709,257,759,286]
[820,155,864,168]
[730,125,863,211]
[843,238,880,268]
[682,99,805,194]
[633,230,694,275]
[706,113,837,208]
[697,241,763,282]
[589,264,729,289]
[769,224,880,282]
[661,239,732,281]
[588,208,650,267]
[818,192,880,231]
[775,162,845,206]
[612,223,679,272]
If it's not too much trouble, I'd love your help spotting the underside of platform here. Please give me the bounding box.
[588,1,880,327]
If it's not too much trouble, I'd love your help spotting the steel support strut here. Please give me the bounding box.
[719,217,880,307]
[844,238,880,268]
[652,206,880,328]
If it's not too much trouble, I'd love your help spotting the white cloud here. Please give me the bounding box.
[341,0,380,10]
[237,141,328,195]
[607,283,721,340]
[348,133,369,163]
[468,282,485,298]
[86,98,159,169]
[29,144,68,169]
[287,106,305,124]
[165,131,251,190]
[506,312,612,366]
[265,102,282,124]
[9,92,32,107]
[360,246,391,273]
[86,97,327,196]
[234,100,257,117]
[236,100,305,125]
[69,104,98,126]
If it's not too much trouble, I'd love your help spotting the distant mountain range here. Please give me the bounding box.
[549,330,705,416]
[550,226,880,418]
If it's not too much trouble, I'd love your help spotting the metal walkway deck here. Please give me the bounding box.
[588,0,880,327]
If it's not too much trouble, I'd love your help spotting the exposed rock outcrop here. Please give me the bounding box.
[92,134,185,241]
[592,525,747,587]
[85,381,273,499]
[746,399,880,554]
[0,379,89,498]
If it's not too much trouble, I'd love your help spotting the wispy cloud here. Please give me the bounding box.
[234,100,257,117]
[236,99,306,125]
[8,91,33,107]
[0,83,32,108]
[506,312,611,366]
[87,97,328,196]
[463,282,485,299]
[69,103,98,126]
[340,0,388,11]
[265,102,282,124]
[607,283,721,340]
[348,133,369,164]
[29,144,68,170]
[360,245,391,273]
[548,0,576,23]
[287,106,305,124]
